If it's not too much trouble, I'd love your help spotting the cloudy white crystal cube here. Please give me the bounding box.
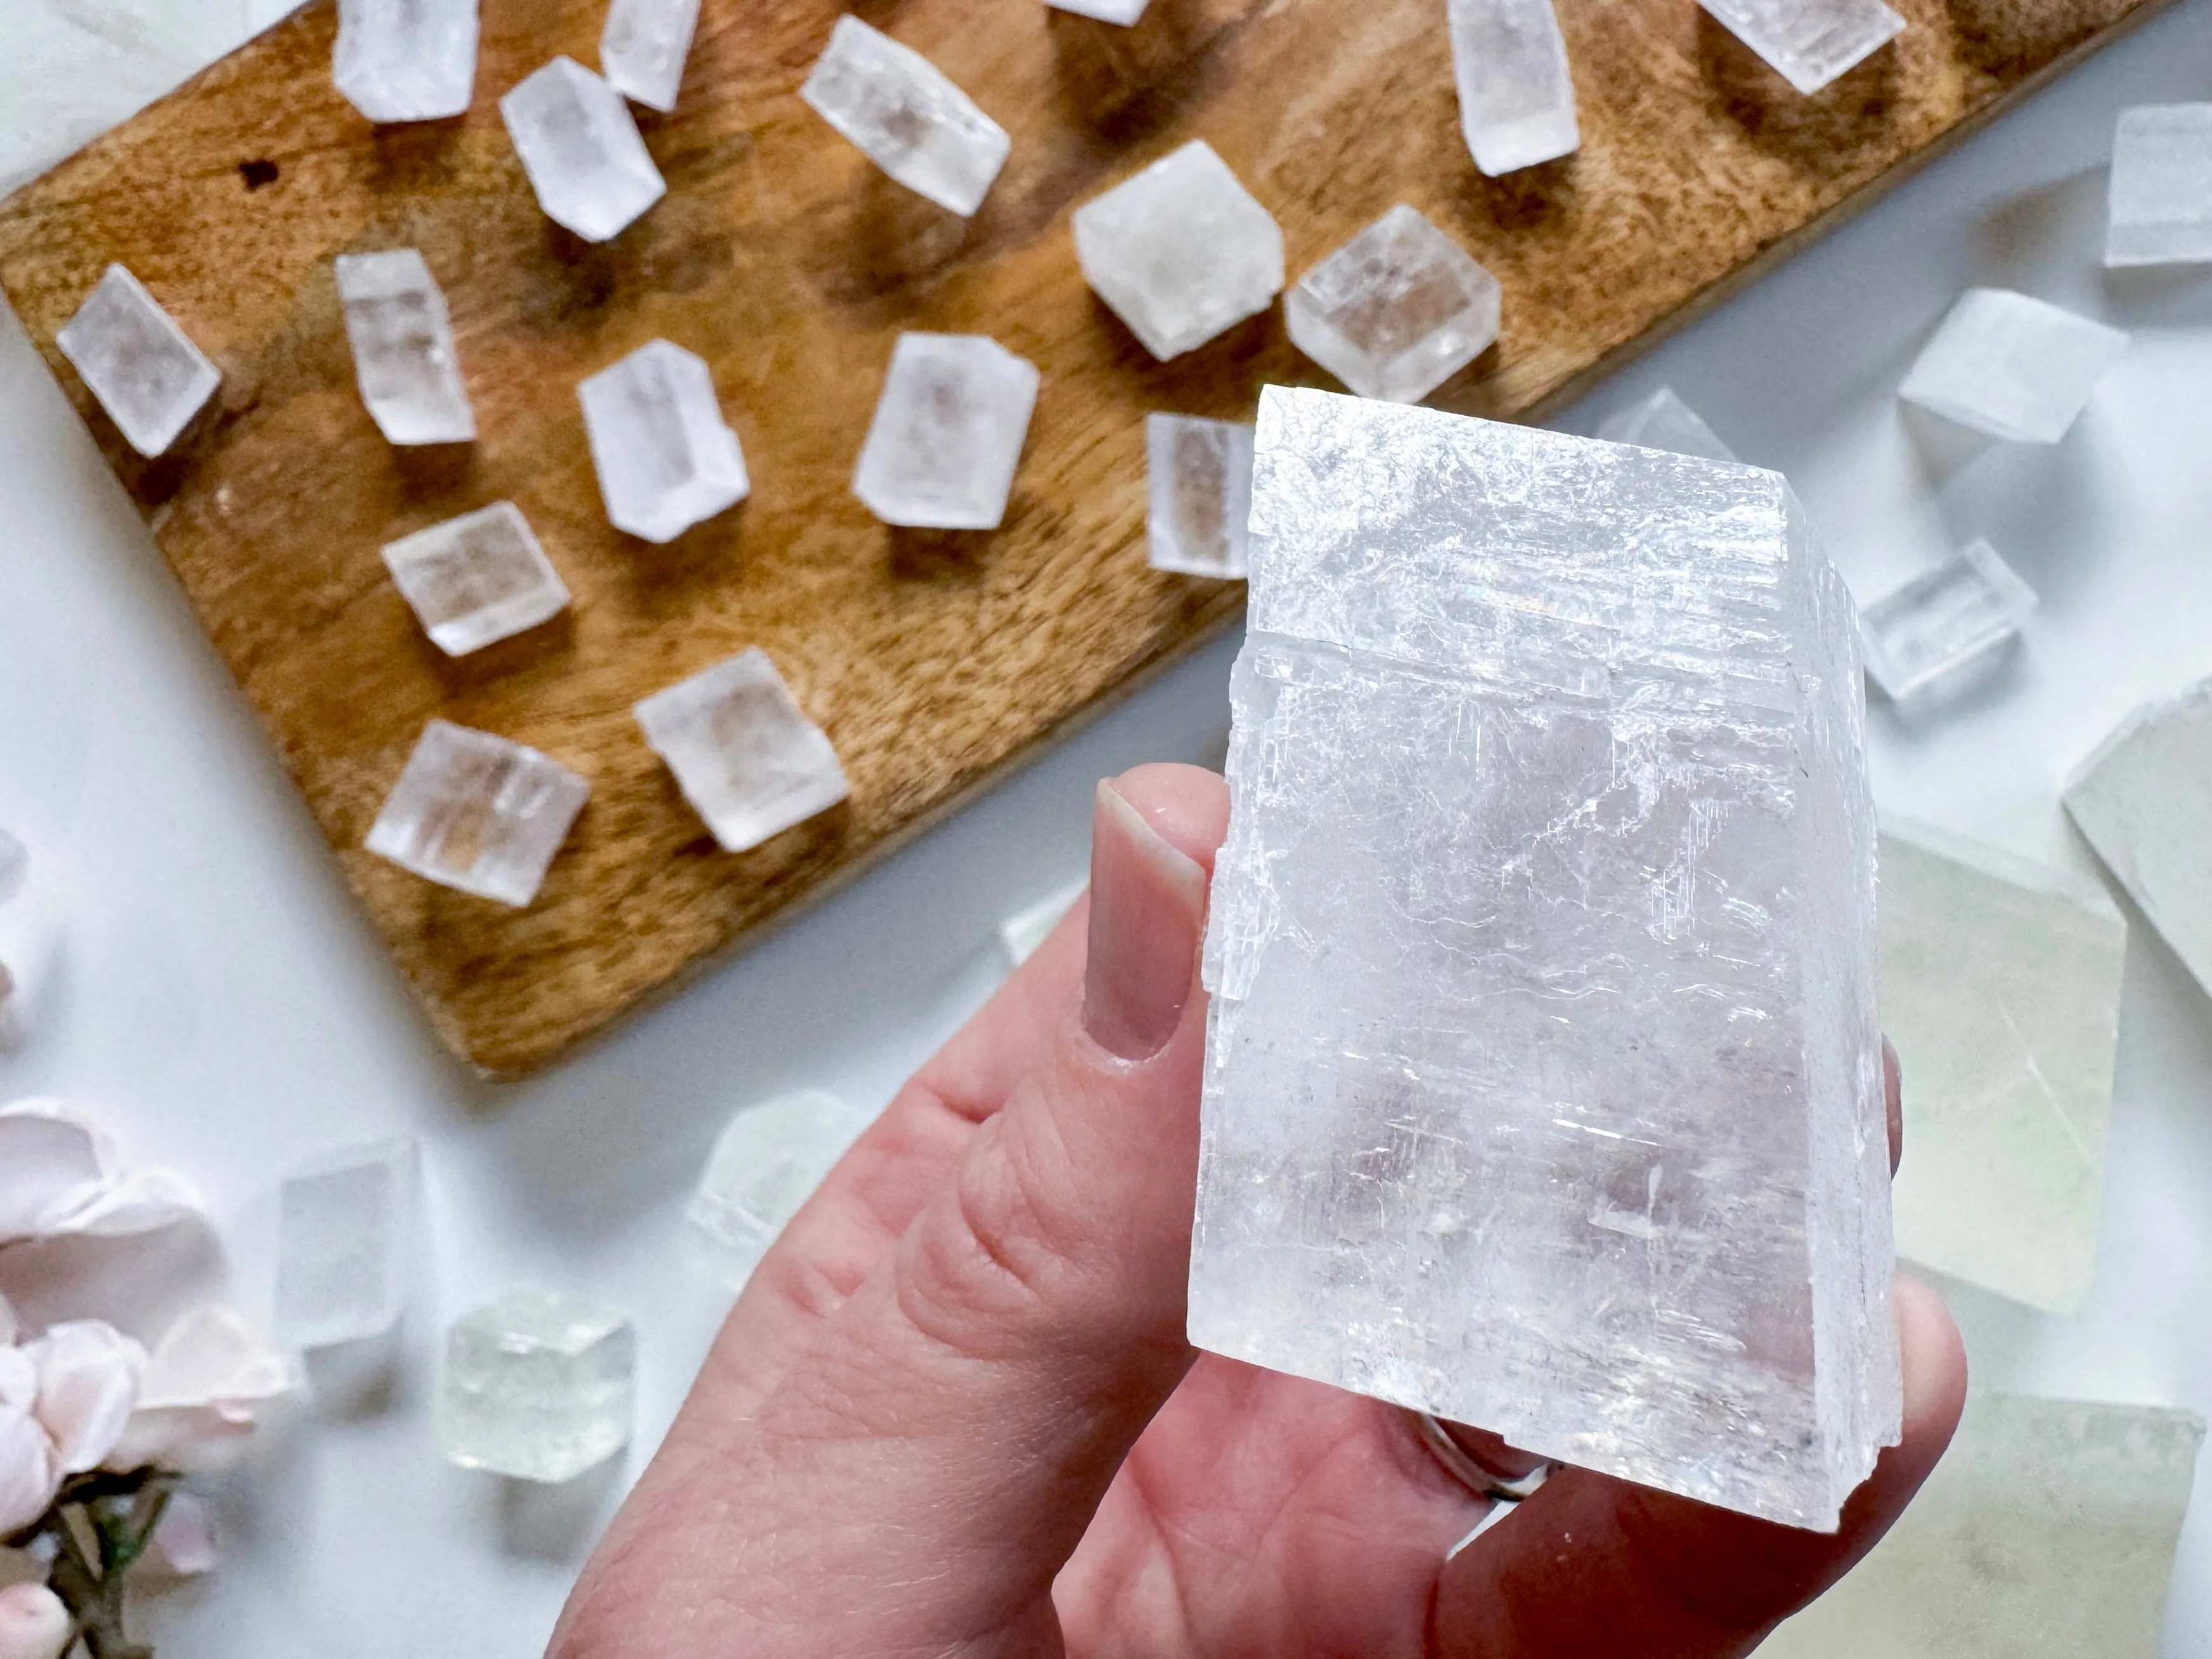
[688,1090,874,1285]
[1193,387,1896,1531]
[635,649,848,853]
[366,720,590,907]
[436,1288,635,1483]
[1698,0,1905,95]
[1286,205,1501,404]
[801,15,1010,217]
[1860,538,2036,711]
[1147,413,1253,579]
[275,1137,417,1351]
[334,0,478,123]
[1899,288,2128,444]
[335,249,475,446]
[1074,141,1284,361]
[1047,0,1152,20]
[1596,385,1738,462]
[500,57,666,243]
[382,501,569,655]
[600,0,700,113]
[1449,0,1580,176]
[853,333,1039,529]
[2106,104,2212,267]
[55,265,221,459]
[581,340,749,543]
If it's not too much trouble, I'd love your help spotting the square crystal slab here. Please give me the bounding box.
[1147,413,1254,579]
[1449,0,1580,176]
[1879,822,2125,1314]
[1285,205,1501,403]
[1860,538,2036,711]
[801,15,1010,217]
[366,720,590,907]
[2106,104,2212,267]
[688,1090,874,1286]
[1194,387,1896,1532]
[580,340,749,543]
[600,0,700,113]
[1698,0,1905,95]
[334,0,478,123]
[1047,0,1153,19]
[1074,141,1284,361]
[1762,1395,2204,1659]
[500,57,666,243]
[55,265,221,458]
[1000,879,1087,967]
[853,333,1040,529]
[635,649,850,853]
[436,1288,635,1483]
[275,1136,418,1351]
[334,249,475,446]
[382,501,569,655]
[1596,385,1738,462]
[1899,288,2129,444]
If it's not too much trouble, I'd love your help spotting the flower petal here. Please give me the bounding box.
[141,1490,216,1578]
[48,1170,204,1240]
[0,1581,71,1659]
[0,1407,57,1538]
[106,1308,290,1475]
[0,1353,36,1417]
[0,1102,113,1244]
[26,1322,144,1475]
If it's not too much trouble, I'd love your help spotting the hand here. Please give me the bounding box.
[550,763,1967,1659]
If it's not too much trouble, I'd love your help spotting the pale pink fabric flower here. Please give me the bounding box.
[0,1101,202,1246]
[141,1491,217,1578]
[24,1322,145,1475]
[106,1308,291,1475]
[0,1346,57,1537]
[0,1583,69,1659]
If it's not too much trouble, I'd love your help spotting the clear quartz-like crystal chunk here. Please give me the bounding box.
[1859,538,2036,711]
[1899,288,2129,444]
[1697,0,1905,95]
[334,249,475,446]
[580,340,749,543]
[1046,0,1152,20]
[999,879,1087,967]
[2105,103,2212,268]
[1073,141,1284,361]
[500,56,666,243]
[853,333,1040,529]
[1448,0,1580,176]
[381,501,570,655]
[1146,413,1254,579]
[366,720,590,907]
[1595,385,1738,462]
[600,0,701,113]
[1285,205,1501,403]
[55,265,221,458]
[687,1090,874,1286]
[634,649,850,853]
[800,15,1010,217]
[436,1288,635,1483]
[333,0,479,123]
[275,1136,418,1351]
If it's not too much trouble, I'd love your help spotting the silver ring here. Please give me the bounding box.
[1409,1411,1554,1558]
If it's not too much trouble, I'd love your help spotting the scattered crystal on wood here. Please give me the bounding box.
[600,0,699,113]
[801,16,1010,217]
[1899,288,2129,444]
[580,339,749,543]
[1192,387,1896,1531]
[366,720,590,907]
[1000,879,1087,967]
[436,1288,635,1483]
[1046,0,1152,20]
[1596,385,1738,462]
[333,0,477,124]
[500,56,666,243]
[55,265,220,459]
[853,333,1040,529]
[275,1137,417,1351]
[1284,205,1501,404]
[634,649,849,854]
[687,1090,874,1286]
[1860,538,2036,711]
[1147,413,1255,579]
[381,501,569,656]
[1074,141,1284,361]
[1448,0,1580,176]
[334,249,475,446]
[2106,103,2212,268]
[1697,0,1905,96]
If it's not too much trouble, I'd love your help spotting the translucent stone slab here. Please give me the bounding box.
[1047,0,1152,20]
[366,720,590,907]
[634,648,850,853]
[1899,288,2129,444]
[1285,205,1501,404]
[381,501,570,655]
[0,829,24,908]
[333,0,477,124]
[1193,387,1896,1531]
[500,57,666,243]
[1860,538,2036,711]
[1879,822,2125,1314]
[2106,104,2212,268]
[55,265,221,458]
[1595,385,1738,462]
[1074,141,1284,361]
[436,1288,635,1483]
[1000,879,1087,967]
[600,0,700,113]
[1698,0,1905,96]
[853,333,1040,529]
[801,16,1009,217]
[688,1090,874,1287]
[334,249,475,446]
[579,340,749,543]
[275,1137,418,1351]
[1763,1394,2204,1658]
[1146,413,1255,579]
[1447,0,1580,176]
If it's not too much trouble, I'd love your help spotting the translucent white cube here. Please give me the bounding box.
[634,649,849,854]
[366,720,590,907]
[1698,0,1905,96]
[334,249,475,446]
[999,879,1087,967]
[800,15,1010,217]
[1595,385,1738,462]
[1285,205,1501,403]
[853,333,1040,529]
[2105,103,2212,268]
[1899,288,2128,444]
[436,1288,635,1483]
[1860,538,2036,711]
[687,1090,874,1286]
[275,1136,417,1351]
[55,265,221,458]
[334,0,478,124]
[1449,0,1580,176]
[1146,413,1253,579]
[500,57,666,243]
[1046,0,1152,20]
[600,0,700,113]
[1073,140,1284,361]
[579,340,749,543]
[381,501,570,655]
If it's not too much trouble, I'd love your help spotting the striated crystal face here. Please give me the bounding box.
[381,501,569,655]
[1146,413,1254,579]
[1860,538,2036,711]
[579,339,749,543]
[55,264,221,459]
[1047,0,1152,19]
[366,720,590,907]
[1448,0,1580,176]
[687,1090,874,1286]
[1285,205,1501,404]
[1074,141,1284,361]
[436,1289,635,1483]
[1698,0,1905,96]
[634,648,849,853]
[334,249,475,446]
[1596,385,1738,462]
[1000,879,1087,967]
[2105,103,2212,268]
[600,0,701,113]
[853,332,1040,529]
[1192,387,1896,1532]
[801,15,1009,217]
[275,1137,418,1351]
[500,56,666,243]
[333,0,478,124]
[1899,288,2129,445]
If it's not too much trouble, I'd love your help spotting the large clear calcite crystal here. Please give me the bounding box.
[437,1288,635,1483]
[1284,204,1501,404]
[1448,0,1581,176]
[1596,385,1738,462]
[634,648,850,853]
[334,249,476,446]
[2106,103,2212,268]
[500,57,666,243]
[1193,387,1897,1530]
[579,339,750,543]
[334,0,478,124]
[1899,288,2128,444]
[55,265,221,458]
[366,720,590,906]
[600,0,701,114]
[1698,0,1904,96]
[801,15,1010,217]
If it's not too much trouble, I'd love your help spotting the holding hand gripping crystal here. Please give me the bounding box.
[853,333,1040,529]
[2105,104,2212,267]
[580,340,749,543]
[1146,414,1253,578]
[366,721,590,907]
[335,249,475,446]
[501,57,666,243]
[801,16,1010,216]
[1698,0,1904,95]
[275,1137,418,1350]
[1449,0,1580,175]
[1285,205,1501,403]
[334,0,478,123]
[437,1289,635,1483]
[56,266,221,458]
[635,649,849,853]
[1899,288,2128,444]
[600,0,701,113]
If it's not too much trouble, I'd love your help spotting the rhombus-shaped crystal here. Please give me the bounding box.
[635,649,849,853]
[1193,387,1898,1531]
[801,15,1010,217]
[581,340,749,543]
[1147,413,1253,579]
[2105,103,2212,267]
[1699,0,1905,95]
[437,1288,635,1483]
[688,1090,874,1286]
[1596,385,1738,462]
[1860,538,2036,712]
[367,721,590,906]
[853,333,1039,529]
[275,1136,418,1350]
[1286,205,1500,404]
[335,249,475,446]
[601,0,701,113]
[56,266,221,458]
[382,502,569,655]
[501,57,666,243]
[335,0,479,124]
[1900,288,2128,444]
[1449,0,1580,176]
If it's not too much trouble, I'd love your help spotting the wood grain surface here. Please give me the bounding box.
[0,0,2171,1075]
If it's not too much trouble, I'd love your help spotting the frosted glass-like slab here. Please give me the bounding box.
[500,57,666,243]
[1595,385,1737,462]
[1860,538,2036,711]
[1899,288,2129,444]
[334,0,477,123]
[366,721,590,907]
[634,649,850,853]
[1698,0,1905,95]
[1047,0,1151,19]
[801,16,1009,216]
[381,501,569,655]
[853,333,1040,530]
[1448,0,1580,176]
[335,249,475,446]
[55,266,221,458]
[1146,414,1254,579]
[275,1137,418,1350]
[2106,104,2212,267]
[436,1289,635,1483]
[1879,822,2125,1314]
[1000,879,1087,967]
[1193,387,1896,1532]
[580,340,749,543]
[600,0,700,113]
[1284,205,1501,403]
[687,1090,874,1286]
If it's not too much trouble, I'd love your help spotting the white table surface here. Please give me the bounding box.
[5,2,2212,1653]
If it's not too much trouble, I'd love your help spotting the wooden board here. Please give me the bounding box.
[0,0,2170,1076]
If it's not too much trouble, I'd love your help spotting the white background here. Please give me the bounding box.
[4,1,2212,1653]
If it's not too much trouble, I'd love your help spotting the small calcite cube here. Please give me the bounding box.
[334,0,479,124]
[1146,413,1255,579]
[436,1288,635,1483]
[1596,385,1738,462]
[1047,0,1152,19]
[381,501,570,655]
[335,249,475,446]
[999,879,1087,967]
[1698,0,1905,96]
[500,57,666,243]
[801,15,1010,217]
[635,649,850,853]
[853,333,1040,529]
[1899,288,2128,444]
[580,339,749,543]
[1074,141,1284,361]
[275,1137,418,1351]
[2105,103,2212,268]
[1859,538,2036,711]
[1449,0,1580,176]
[600,0,701,113]
[1285,205,1501,404]
[366,720,590,907]
[687,1090,874,1285]
[55,265,221,458]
